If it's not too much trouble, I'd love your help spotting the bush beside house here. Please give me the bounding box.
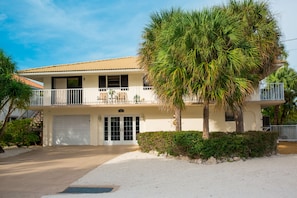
[137,131,279,161]
[0,118,41,147]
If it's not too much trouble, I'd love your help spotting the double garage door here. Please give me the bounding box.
[53,115,90,145]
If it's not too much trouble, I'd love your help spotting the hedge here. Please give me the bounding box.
[137,131,279,160]
[0,119,40,147]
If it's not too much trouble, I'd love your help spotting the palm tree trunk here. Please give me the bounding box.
[175,107,182,131]
[203,100,210,139]
[235,107,244,132]
[273,105,280,125]
[280,104,288,125]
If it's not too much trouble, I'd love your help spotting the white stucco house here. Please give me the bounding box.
[18,56,285,146]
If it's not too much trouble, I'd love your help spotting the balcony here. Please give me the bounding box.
[247,83,284,102]
[29,83,284,107]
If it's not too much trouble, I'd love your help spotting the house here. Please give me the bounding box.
[0,75,43,122]
[18,56,285,146]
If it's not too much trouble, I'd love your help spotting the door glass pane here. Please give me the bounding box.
[104,117,108,141]
[67,77,82,104]
[111,117,120,141]
[136,116,140,139]
[124,117,133,140]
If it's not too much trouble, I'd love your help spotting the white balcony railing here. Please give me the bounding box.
[247,83,284,101]
[29,83,284,107]
[30,87,158,106]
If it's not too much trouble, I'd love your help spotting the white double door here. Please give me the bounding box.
[104,116,139,145]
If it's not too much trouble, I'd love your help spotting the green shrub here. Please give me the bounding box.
[0,119,40,147]
[137,131,279,160]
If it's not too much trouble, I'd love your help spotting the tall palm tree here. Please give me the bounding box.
[222,0,284,131]
[181,7,255,137]
[139,9,188,131]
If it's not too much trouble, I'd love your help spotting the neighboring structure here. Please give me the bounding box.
[18,56,285,146]
[0,75,43,121]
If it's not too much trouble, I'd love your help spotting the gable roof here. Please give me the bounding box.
[14,75,44,89]
[19,56,140,74]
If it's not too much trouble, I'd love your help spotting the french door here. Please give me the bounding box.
[104,116,139,145]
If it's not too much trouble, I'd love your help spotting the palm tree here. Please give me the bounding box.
[222,0,284,131]
[265,66,297,124]
[139,0,284,136]
[0,50,32,152]
[181,7,255,137]
[139,9,188,131]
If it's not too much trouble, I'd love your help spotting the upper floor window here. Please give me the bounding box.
[99,75,128,90]
[52,76,82,89]
[143,75,152,90]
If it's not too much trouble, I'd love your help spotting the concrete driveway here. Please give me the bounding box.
[0,146,138,198]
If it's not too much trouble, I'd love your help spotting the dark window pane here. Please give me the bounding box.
[111,117,120,141]
[67,77,82,88]
[225,110,235,121]
[99,76,106,88]
[121,75,128,87]
[124,117,133,140]
[104,117,108,141]
[136,116,140,140]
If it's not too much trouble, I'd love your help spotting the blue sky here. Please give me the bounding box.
[0,0,296,71]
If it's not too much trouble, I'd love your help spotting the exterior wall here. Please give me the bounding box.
[42,103,263,146]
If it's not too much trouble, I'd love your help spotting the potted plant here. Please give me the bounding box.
[134,95,140,104]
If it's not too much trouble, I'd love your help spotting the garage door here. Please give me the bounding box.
[53,115,90,145]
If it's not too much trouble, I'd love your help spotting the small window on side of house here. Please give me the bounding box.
[225,109,235,122]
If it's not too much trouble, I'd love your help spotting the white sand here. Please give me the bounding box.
[44,151,297,198]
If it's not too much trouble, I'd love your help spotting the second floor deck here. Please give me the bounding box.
[29,83,284,108]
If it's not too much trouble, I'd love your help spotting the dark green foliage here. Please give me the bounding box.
[0,119,40,147]
[137,131,279,159]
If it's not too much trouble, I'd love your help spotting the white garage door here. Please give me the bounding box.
[53,115,90,145]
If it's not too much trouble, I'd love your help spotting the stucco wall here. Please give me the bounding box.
[42,103,263,146]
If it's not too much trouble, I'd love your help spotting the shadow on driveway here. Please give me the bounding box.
[0,145,138,198]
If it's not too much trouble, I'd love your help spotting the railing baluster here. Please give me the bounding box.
[29,83,284,106]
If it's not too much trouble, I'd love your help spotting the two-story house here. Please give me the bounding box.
[18,56,284,146]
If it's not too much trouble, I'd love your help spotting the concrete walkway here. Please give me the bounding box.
[0,146,138,198]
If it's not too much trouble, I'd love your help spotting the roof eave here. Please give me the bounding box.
[19,68,143,76]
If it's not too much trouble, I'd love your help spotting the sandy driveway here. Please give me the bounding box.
[0,146,138,198]
[43,151,297,198]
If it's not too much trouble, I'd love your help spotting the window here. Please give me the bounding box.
[99,76,106,89]
[98,75,128,90]
[52,77,82,89]
[225,109,235,121]
[143,75,152,90]
[67,77,82,88]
